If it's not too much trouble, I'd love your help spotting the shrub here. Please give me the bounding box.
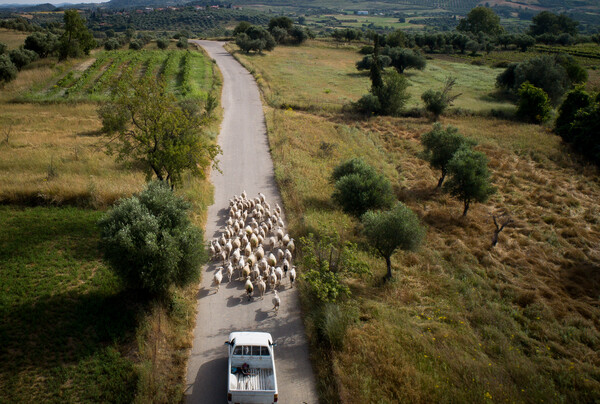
[104,38,120,50]
[516,82,551,123]
[421,76,461,120]
[496,55,572,104]
[372,71,411,116]
[24,31,58,58]
[129,40,142,50]
[554,87,592,141]
[156,37,169,50]
[359,45,374,55]
[0,42,5,55]
[176,37,188,49]
[9,48,38,70]
[569,101,600,165]
[98,181,205,296]
[330,157,374,183]
[331,159,394,217]
[0,54,17,84]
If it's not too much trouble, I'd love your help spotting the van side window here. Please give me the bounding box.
[233,346,243,355]
[261,346,270,356]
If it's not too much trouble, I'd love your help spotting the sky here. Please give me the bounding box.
[0,0,106,4]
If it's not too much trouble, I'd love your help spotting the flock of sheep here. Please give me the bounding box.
[209,191,296,313]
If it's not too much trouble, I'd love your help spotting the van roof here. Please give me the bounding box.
[228,331,273,346]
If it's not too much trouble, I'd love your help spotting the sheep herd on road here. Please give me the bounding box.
[209,191,296,313]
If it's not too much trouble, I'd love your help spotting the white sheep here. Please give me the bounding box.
[213,267,223,292]
[274,267,283,288]
[286,238,295,254]
[245,277,253,301]
[289,266,296,288]
[226,263,234,282]
[272,291,280,312]
[267,253,277,267]
[282,233,290,246]
[255,245,265,260]
[256,276,266,299]
[268,272,277,290]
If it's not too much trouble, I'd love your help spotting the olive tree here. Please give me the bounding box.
[98,181,205,296]
[444,147,496,217]
[331,158,394,218]
[99,73,221,189]
[58,9,95,60]
[361,202,425,282]
[420,123,475,188]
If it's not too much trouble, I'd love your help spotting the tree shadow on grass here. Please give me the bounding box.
[561,263,600,301]
[0,289,145,373]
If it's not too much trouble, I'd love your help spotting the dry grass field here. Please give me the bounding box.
[0,28,28,49]
[233,40,600,403]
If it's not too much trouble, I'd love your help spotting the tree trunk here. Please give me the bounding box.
[462,199,470,217]
[384,255,392,282]
[436,169,446,188]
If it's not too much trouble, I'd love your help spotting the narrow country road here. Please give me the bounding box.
[185,40,318,403]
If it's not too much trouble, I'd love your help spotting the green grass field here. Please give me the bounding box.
[233,40,600,403]
[0,44,220,402]
[229,40,514,113]
[0,206,139,403]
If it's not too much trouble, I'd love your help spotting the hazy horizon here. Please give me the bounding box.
[0,0,106,4]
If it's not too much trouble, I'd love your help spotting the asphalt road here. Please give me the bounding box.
[185,40,318,404]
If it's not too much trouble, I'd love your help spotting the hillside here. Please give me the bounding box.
[229,39,600,403]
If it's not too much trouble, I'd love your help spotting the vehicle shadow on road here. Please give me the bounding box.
[186,354,228,403]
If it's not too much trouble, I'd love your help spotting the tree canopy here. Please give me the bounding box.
[420,123,475,188]
[58,9,96,60]
[457,7,503,36]
[529,11,579,37]
[361,202,425,281]
[98,181,205,296]
[444,147,496,217]
[99,73,221,189]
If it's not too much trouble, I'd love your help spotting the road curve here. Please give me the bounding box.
[185,40,318,404]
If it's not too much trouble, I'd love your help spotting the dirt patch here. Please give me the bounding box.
[74,58,96,72]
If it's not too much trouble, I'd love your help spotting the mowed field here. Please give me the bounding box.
[232,40,600,402]
[0,44,219,402]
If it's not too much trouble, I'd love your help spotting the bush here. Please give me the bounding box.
[104,38,120,50]
[569,101,600,165]
[0,54,17,84]
[156,37,169,50]
[372,71,411,116]
[359,45,374,54]
[9,48,38,70]
[516,82,551,123]
[129,40,142,50]
[421,76,461,120]
[331,159,394,217]
[0,42,5,55]
[176,37,188,49]
[24,31,58,58]
[98,181,205,296]
[496,55,572,104]
[554,87,592,141]
[386,47,427,73]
